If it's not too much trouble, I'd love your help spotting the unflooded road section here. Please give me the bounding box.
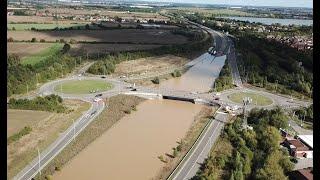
[54,100,204,180]
[158,53,226,92]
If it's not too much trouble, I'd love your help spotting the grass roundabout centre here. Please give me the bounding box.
[54,79,113,94]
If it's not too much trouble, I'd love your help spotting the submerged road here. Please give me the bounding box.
[13,19,311,180]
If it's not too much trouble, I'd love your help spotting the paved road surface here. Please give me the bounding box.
[169,111,228,180]
[14,100,105,180]
[289,120,313,135]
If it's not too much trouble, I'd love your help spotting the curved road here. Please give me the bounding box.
[13,20,311,180]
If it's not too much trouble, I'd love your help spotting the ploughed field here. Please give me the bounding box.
[7,29,188,44]
[69,43,162,55]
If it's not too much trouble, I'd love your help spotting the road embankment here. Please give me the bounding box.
[33,95,145,179]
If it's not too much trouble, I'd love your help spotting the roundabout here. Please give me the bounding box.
[228,91,273,106]
[54,79,113,95]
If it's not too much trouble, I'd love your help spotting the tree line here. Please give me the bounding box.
[194,107,294,180]
[7,43,78,96]
[8,94,66,113]
[87,33,212,75]
[213,59,234,92]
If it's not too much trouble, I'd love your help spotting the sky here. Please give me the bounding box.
[141,0,313,8]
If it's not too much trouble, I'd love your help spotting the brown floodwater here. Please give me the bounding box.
[158,53,226,92]
[54,100,204,180]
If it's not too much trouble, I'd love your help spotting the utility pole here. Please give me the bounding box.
[242,97,252,128]
[37,147,41,177]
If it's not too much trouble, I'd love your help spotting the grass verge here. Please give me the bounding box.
[152,105,217,180]
[7,100,90,179]
[33,95,145,180]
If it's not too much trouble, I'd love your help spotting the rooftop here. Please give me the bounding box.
[298,135,313,149]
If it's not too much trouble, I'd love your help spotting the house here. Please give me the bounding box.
[289,168,313,180]
[283,136,313,158]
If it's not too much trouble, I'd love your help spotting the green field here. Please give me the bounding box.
[54,80,113,94]
[7,23,86,31]
[228,92,273,106]
[21,43,63,65]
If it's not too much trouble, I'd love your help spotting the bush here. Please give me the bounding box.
[31,37,37,42]
[45,175,53,180]
[7,126,32,144]
[40,39,45,42]
[62,43,71,53]
[171,69,182,77]
[151,77,160,84]
[59,39,65,43]
[124,109,131,114]
[7,37,14,42]
[31,27,36,31]
[69,39,77,44]
[12,27,16,31]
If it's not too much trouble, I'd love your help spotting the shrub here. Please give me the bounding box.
[31,37,37,42]
[31,27,36,31]
[7,37,14,42]
[40,39,45,42]
[62,43,71,53]
[151,77,160,84]
[45,175,53,180]
[59,39,65,43]
[55,166,61,171]
[69,39,77,44]
[124,109,131,114]
[8,126,32,144]
[12,27,16,31]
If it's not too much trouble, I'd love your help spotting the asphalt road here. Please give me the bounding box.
[13,20,311,180]
[14,96,105,180]
[169,111,228,180]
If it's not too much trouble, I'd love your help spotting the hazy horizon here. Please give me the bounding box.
[131,0,313,8]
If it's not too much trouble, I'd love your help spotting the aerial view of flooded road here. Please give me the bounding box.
[158,53,226,92]
[54,100,204,180]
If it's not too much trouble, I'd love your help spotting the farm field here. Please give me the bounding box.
[7,23,87,31]
[7,109,53,137]
[20,43,63,65]
[70,43,162,55]
[8,15,90,24]
[7,42,54,58]
[54,80,113,94]
[7,99,91,179]
[113,54,189,77]
[7,29,188,44]
[42,8,169,20]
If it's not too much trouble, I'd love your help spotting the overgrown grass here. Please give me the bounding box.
[21,43,63,65]
[7,126,32,145]
[33,95,144,180]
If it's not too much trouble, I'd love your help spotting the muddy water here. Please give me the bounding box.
[54,100,204,180]
[158,53,226,92]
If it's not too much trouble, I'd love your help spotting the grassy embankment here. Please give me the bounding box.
[21,43,63,65]
[32,95,144,180]
[152,106,217,179]
[7,100,91,179]
[228,92,273,106]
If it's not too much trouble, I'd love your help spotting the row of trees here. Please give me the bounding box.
[194,107,294,180]
[294,104,313,123]
[213,59,234,92]
[7,44,77,96]
[8,95,66,113]
[235,34,312,97]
